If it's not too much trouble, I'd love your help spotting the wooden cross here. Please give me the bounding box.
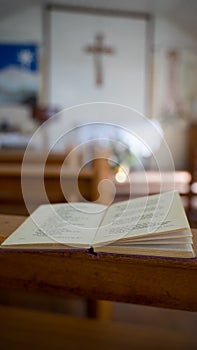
[84,34,115,86]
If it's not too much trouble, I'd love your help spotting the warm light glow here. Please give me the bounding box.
[115,165,129,183]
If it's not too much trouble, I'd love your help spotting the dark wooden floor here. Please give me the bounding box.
[1,287,197,337]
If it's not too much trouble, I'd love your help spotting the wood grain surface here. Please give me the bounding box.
[0,214,197,312]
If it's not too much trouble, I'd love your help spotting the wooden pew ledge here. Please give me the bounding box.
[1,214,197,313]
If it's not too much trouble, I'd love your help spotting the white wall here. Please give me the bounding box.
[154,16,197,51]
[49,10,147,113]
[152,17,197,169]
[0,4,196,169]
[0,4,42,42]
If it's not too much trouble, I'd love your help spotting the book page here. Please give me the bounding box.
[94,242,194,258]
[93,192,191,246]
[2,202,107,247]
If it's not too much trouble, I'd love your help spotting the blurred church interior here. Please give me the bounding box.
[0,0,197,348]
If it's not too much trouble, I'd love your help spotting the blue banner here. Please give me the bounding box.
[0,44,38,72]
[0,43,39,104]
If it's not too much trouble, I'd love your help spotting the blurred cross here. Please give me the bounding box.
[85,34,115,86]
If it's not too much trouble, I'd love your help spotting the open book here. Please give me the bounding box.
[1,191,195,258]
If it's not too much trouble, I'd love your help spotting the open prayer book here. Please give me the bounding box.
[1,191,195,258]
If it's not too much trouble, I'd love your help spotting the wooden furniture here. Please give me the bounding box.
[0,150,111,215]
[1,304,197,350]
[188,123,197,184]
[113,171,191,201]
[187,123,197,221]
[0,149,192,215]
[0,214,197,312]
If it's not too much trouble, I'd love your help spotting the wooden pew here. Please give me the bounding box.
[0,149,193,215]
[1,304,197,350]
[1,215,197,349]
[0,150,112,215]
[0,214,197,313]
